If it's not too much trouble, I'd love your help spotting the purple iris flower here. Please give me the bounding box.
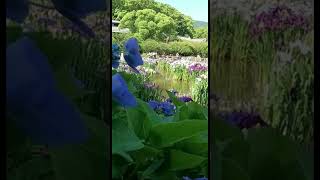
[178,96,193,102]
[6,37,88,146]
[112,73,137,107]
[218,110,268,129]
[124,38,144,73]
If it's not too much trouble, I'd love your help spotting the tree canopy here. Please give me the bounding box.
[112,0,195,40]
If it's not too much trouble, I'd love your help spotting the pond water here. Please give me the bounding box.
[149,68,193,96]
[211,60,271,117]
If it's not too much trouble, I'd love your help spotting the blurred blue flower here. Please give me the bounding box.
[124,38,143,73]
[148,100,160,110]
[112,44,120,68]
[182,177,207,180]
[194,178,208,180]
[112,73,137,107]
[182,177,192,180]
[6,0,107,37]
[6,37,88,146]
[148,100,175,116]
[159,102,175,116]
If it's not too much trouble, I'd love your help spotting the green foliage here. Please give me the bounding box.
[212,117,314,180]
[193,27,208,39]
[119,9,177,40]
[112,92,208,179]
[113,0,195,40]
[210,14,313,142]
[140,39,208,57]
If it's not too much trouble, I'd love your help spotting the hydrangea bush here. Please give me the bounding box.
[112,39,208,179]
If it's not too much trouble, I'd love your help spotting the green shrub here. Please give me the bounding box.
[140,39,208,57]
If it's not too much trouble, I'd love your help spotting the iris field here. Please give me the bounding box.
[210,1,314,180]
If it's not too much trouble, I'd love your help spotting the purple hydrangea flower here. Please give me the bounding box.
[6,37,88,146]
[124,38,144,73]
[112,73,137,107]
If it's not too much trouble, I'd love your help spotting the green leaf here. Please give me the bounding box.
[175,103,207,121]
[169,149,206,171]
[140,159,165,179]
[221,158,250,180]
[126,99,157,139]
[112,117,144,159]
[149,120,207,148]
[49,115,108,180]
[130,146,162,164]
[54,67,89,99]
[247,128,307,180]
[212,116,243,142]
[8,157,53,180]
[175,131,208,157]
[166,90,184,107]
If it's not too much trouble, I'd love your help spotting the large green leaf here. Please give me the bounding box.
[169,149,206,171]
[247,128,307,180]
[112,117,144,160]
[149,120,207,148]
[126,99,156,139]
[175,131,208,157]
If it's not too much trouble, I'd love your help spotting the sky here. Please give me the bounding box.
[155,0,208,22]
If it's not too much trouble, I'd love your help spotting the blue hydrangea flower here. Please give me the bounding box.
[148,100,175,116]
[159,102,175,116]
[124,38,143,73]
[112,73,137,107]
[112,44,120,68]
[6,37,88,146]
[148,100,160,110]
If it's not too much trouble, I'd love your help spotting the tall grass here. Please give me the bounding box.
[210,14,314,142]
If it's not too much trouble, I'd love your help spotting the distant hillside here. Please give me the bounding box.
[193,20,208,28]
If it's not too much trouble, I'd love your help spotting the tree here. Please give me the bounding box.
[113,0,195,40]
[119,9,177,41]
[194,27,208,39]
